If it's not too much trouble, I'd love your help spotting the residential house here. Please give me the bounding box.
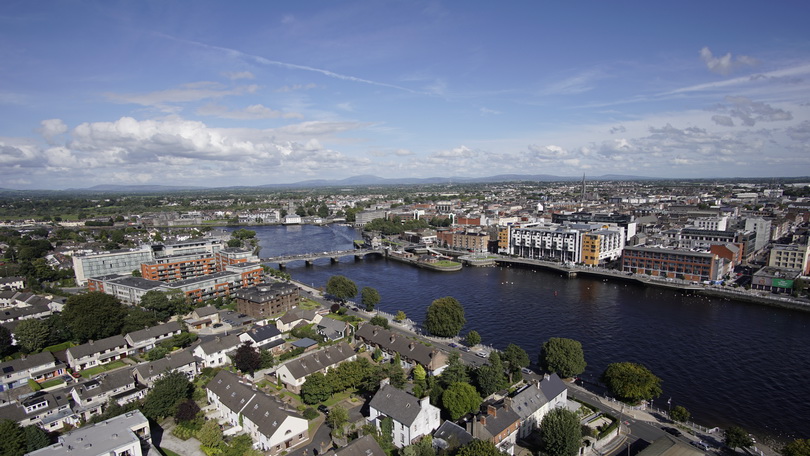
[28,410,152,456]
[330,435,386,456]
[125,320,183,355]
[192,334,241,368]
[66,335,129,371]
[206,370,309,455]
[0,351,65,391]
[368,383,441,448]
[0,276,24,290]
[187,305,220,330]
[276,308,322,332]
[70,369,146,420]
[239,324,285,353]
[0,388,76,431]
[509,373,568,438]
[274,342,356,393]
[356,324,448,375]
[433,421,474,452]
[467,402,521,455]
[132,348,199,387]
[316,317,350,341]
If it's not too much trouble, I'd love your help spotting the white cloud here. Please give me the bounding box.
[479,107,501,116]
[276,83,320,93]
[38,119,68,143]
[699,47,758,75]
[105,82,258,111]
[196,103,304,120]
[712,96,793,126]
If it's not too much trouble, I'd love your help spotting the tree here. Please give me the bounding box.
[0,325,13,357]
[174,398,201,423]
[370,315,390,329]
[120,307,159,335]
[502,343,529,377]
[141,371,194,420]
[474,363,508,397]
[326,275,358,302]
[198,419,225,448]
[62,292,127,342]
[465,330,481,347]
[301,372,333,404]
[233,342,262,375]
[783,439,810,456]
[540,337,587,378]
[540,408,582,456]
[670,405,690,422]
[0,419,26,456]
[394,310,407,322]
[442,382,482,420]
[601,362,662,404]
[14,319,49,353]
[259,349,275,369]
[24,424,51,452]
[360,287,380,312]
[140,290,176,321]
[412,364,427,384]
[439,353,470,388]
[424,296,466,337]
[725,426,754,449]
[327,405,349,435]
[457,439,506,456]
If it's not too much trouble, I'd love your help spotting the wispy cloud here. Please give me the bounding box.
[106,81,258,111]
[196,103,303,120]
[539,69,603,96]
[156,32,426,95]
[700,47,758,75]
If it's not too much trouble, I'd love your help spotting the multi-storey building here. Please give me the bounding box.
[140,252,218,282]
[234,282,299,320]
[621,245,723,282]
[437,229,490,252]
[509,224,584,263]
[769,244,810,274]
[581,228,626,267]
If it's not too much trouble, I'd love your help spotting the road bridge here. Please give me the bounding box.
[260,248,384,269]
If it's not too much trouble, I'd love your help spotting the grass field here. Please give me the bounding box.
[80,360,127,378]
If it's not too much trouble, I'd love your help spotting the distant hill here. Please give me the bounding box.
[256,173,653,188]
[64,184,207,193]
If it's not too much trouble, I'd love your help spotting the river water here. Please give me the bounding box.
[232,224,810,443]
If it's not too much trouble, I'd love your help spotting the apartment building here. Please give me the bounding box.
[769,244,810,274]
[621,245,723,282]
[234,282,300,320]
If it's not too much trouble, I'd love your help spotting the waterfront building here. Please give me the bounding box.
[355,324,448,375]
[368,383,441,448]
[768,243,810,274]
[140,252,218,282]
[510,374,568,439]
[234,282,300,320]
[509,224,584,263]
[620,245,723,282]
[751,267,801,293]
[581,228,625,267]
[437,228,490,252]
[206,370,309,454]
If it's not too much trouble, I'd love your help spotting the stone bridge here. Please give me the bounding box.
[260,248,384,269]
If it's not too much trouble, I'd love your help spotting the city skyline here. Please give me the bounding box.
[1,1,810,190]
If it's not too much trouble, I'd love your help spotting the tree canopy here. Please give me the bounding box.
[670,405,690,422]
[326,275,358,302]
[442,382,482,420]
[601,362,662,404]
[62,292,127,342]
[233,342,262,375]
[370,315,390,329]
[361,286,381,311]
[424,296,466,337]
[540,408,582,456]
[457,440,506,456]
[540,337,587,378]
[14,319,49,353]
[783,439,810,456]
[725,426,754,449]
[502,343,530,376]
[465,330,481,347]
[141,371,194,420]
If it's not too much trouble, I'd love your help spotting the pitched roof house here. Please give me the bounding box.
[368,383,441,448]
[65,335,129,371]
[509,373,568,438]
[356,324,448,375]
[132,348,199,387]
[274,342,356,393]
[191,334,241,368]
[124,320,183,354]
[239,324,285,352]
[467,402,521,455]
[0,351,65,392]
[206,370,309,455]
[69,369,146,420]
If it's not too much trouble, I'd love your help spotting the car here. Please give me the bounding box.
[476,351,488,358]
[318,405,329,415]
[71,372,81,378]
[663,427,682,437]
[213,323,223,328]
[351,307,359,312]
[460,346,470,352]
[448,343,458,348]
[690,441,709,451]
[521,367,533,374]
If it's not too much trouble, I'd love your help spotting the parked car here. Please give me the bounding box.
[448,343,458,348]
[318,405,329,415]
[476,351,488,358]
[663,427,682,437]
[691,441,710,451]
[521,367,533,374]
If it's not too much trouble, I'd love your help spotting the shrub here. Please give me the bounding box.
[303,407,319,420]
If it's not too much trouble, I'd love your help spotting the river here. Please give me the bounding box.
[230,224,810,443]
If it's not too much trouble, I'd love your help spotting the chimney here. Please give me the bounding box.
[88,340,94,345]
[479,414,487,425]
[487,404,497,417]
[420,396,431,408]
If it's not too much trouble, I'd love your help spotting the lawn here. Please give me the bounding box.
[39,378,65,389]
[42,341,74,352]
[433,260,461,267]
[299,299,321,310]
[158,448,182,456]
[80,360,127,378]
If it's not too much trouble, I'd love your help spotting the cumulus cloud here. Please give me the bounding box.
[38,119,68,143]
[712,96,793,126]
[712,115,735,127]
[196,103,303,120]
[700,47,758,75]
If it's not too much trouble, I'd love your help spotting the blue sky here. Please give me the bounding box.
[1,1,809,189]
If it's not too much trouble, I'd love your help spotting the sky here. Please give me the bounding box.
[1,1,810,190]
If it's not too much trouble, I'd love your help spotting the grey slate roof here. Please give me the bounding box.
[198,333,241,355]
[356,323,446,370]
[281,342,354,380]
[0,351,58,376]
[433,421,474,448]
[133,348,197,381]
[538,373,567,401]
[193,305,218,318]
[335,435,386,456]
[470,403,521,441]
[278,308,318,325]
[369,384,424,426]
[67,335,127,360]
[71,368,135,403]
[243,324,282,343]
[233,282,298,303]
[126,320,182,344]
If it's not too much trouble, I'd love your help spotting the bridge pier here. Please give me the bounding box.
[278,263,286,270]
[330,257,339,264]
[305,260,313,267]
[355,254,363,261]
